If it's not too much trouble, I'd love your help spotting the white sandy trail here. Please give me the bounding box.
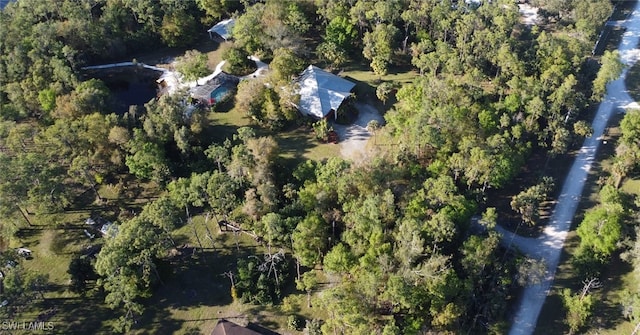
[82,54,270,95]
[507,2,640,334]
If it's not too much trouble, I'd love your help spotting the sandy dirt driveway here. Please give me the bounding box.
[332,103,384,162]
[507,2,640,334]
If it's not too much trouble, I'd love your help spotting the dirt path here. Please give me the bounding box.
[239,56,269,79]
[507,3,640,334]
[83,54,270,96]
[332,103,384,161]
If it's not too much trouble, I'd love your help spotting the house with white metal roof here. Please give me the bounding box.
[208,18,235,41]
[296,65,356,120]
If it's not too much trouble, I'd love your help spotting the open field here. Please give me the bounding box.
[6,211,117,334]
[5,207,330,334]
[131,213,332,334]
[621,178,640,196]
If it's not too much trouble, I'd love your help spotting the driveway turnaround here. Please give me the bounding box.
[332,103,384,161]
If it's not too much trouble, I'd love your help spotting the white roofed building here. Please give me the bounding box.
[296,65,356,120]
[208,18,235,41]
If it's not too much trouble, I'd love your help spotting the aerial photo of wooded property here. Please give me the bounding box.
[1,0,640,334]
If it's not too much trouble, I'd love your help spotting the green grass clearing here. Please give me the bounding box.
[342,69,419,86]
[208,107,340,163]
[206,41,229,71]
[621,178,640,196]
[5,207,326,334]
[129,213,329,334]
[626,62,640,103]
[341,67,419,109]
[5,210,118,334]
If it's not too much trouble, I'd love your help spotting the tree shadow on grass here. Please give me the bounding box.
[276,128,321,160]
[68,188,99,211]
[15,228,44,247]
[247,321,282,335]
[42,296,116,335]
[134,304,182,335]
[144,246,256,310]
[138,245,259,332]
[49,229,87,255]
[183,325,205,335]
[244,305,282,331]
[591,254,633,330]
[533,293,569,335]
[205,121,247,145]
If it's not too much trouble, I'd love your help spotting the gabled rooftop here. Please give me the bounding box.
[211,319,262,335]
[208,19,235,40]
[297,65,356,119]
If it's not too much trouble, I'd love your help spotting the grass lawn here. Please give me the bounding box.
[206,41,228,71]
[621,178,640,196]
[340,65,419,111]
[342,68,419,86]
[129,214,329,335]
[208,107,340,164]
[277,127,340,162]
[12,211,92,285]
[4,205,325,334]
[586,259,638,334]
[207,108,251,143]
[627,62,640,104]
[5,209,118,334]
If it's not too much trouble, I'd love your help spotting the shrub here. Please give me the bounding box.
[304,319,322,335]
[376,82,395,105]
[335,98,357,125]
[312,119,332,142]
[175,50,210,81]
[222,44,256,76]
[287,315,304,331]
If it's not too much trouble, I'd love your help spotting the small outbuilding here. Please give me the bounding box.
[296,65,356,120]
[99,221,119,238]
[208,18,235,41]
[17,248,31,258]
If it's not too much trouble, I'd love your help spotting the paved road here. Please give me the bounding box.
[507,2,640,334]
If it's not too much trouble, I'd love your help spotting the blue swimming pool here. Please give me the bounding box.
[210,85,233,104]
